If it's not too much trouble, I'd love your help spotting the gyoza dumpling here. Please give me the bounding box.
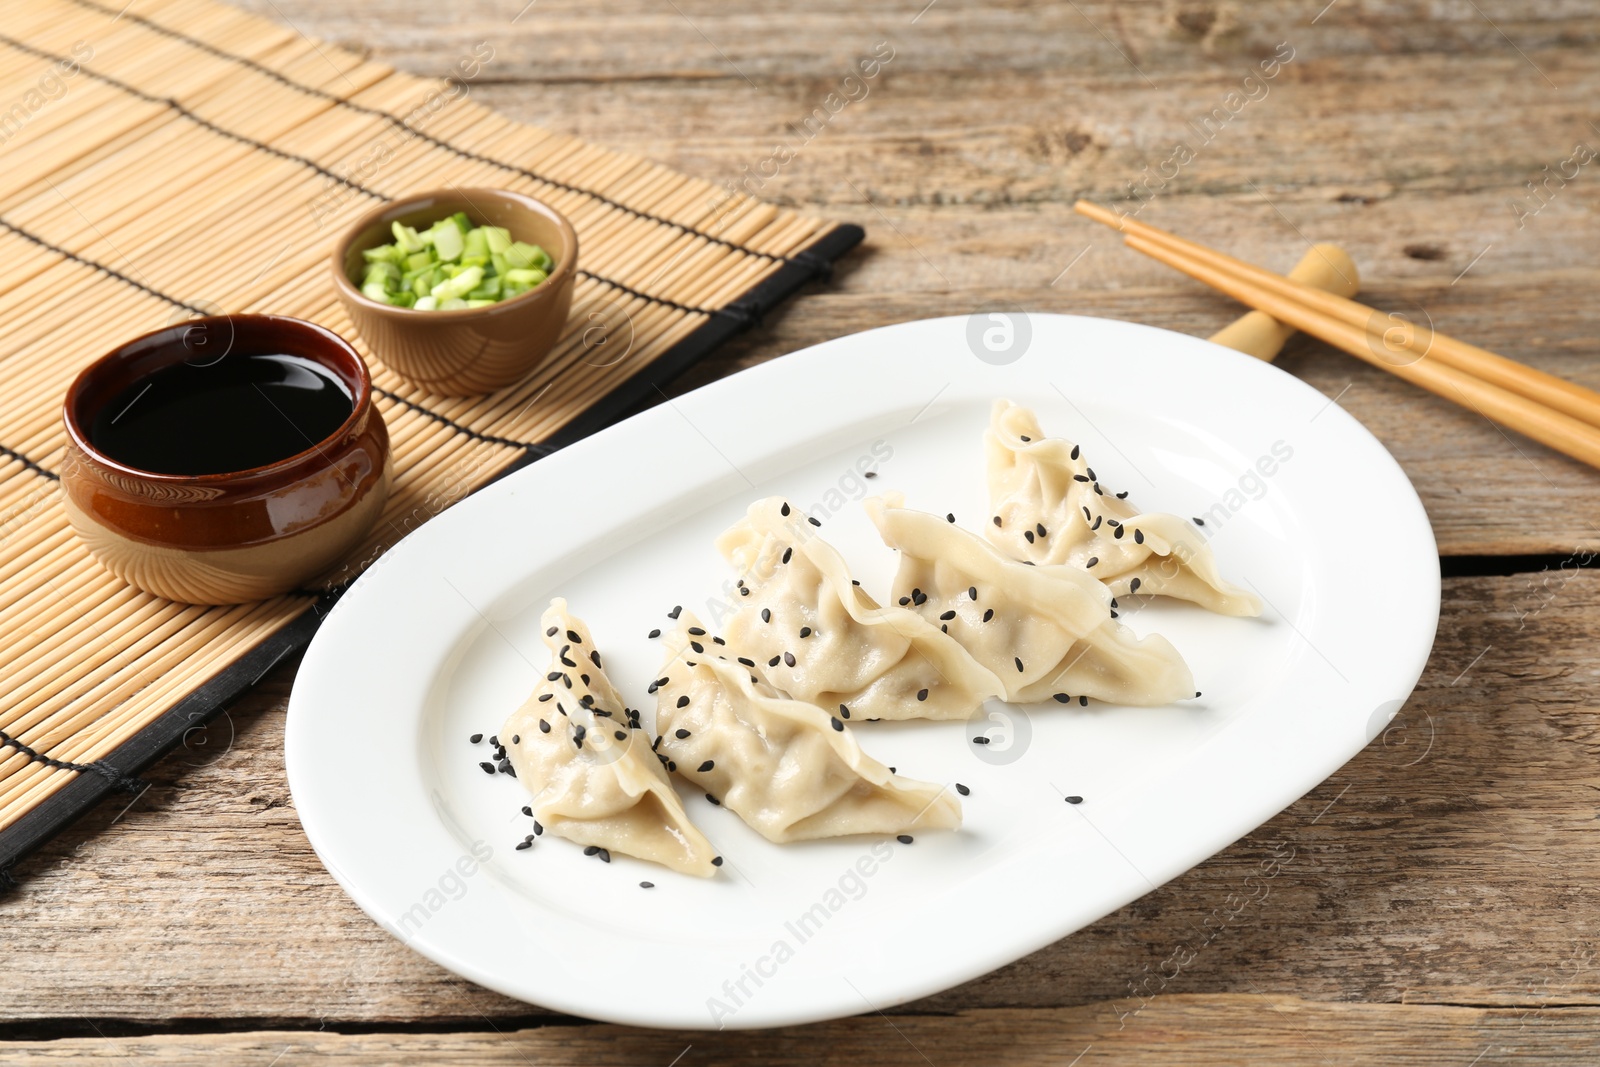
[716,497,1002,721]
[864,494,1196,706]
[985,400,1261,617]
[503,599,720,877]
[652,614,961,842]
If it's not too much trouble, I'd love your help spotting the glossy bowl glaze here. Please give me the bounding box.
[62,315,392,605]
[331,188,578,396]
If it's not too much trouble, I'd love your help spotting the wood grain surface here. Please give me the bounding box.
[4,0,1598,1061]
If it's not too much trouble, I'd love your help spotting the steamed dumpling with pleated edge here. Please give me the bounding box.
[864,494,1196,706]
[651,613,961,842]
[503,599,720,877]
[985,400,1261,617]
[715,497,1003,721]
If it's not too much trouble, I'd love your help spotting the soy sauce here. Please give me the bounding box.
[89,353,354,476]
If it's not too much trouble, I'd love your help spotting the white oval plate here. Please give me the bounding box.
[287,314,1438,1030]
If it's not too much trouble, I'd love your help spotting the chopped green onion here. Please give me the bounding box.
[356,214,555,309]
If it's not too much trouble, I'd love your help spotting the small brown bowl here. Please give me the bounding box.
[331,188,578,396]
[61,315,392,605]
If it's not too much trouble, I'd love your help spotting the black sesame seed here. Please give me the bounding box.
[916,688,929,701]
[779,501,792,516]
[761,607,772,623]
[1091,515,1102,530]
[782,547,793,564]
[668,605,682,619]
[706,794,721,806]
[538,693,553,702]
[972,736,990,745]
[941,624,948,633]
[1024,530,1035,543]
[648,628,661,639]
[939,609,956,621]
[1053,693,1071,703]
[1020,435,1031,442]
[667,761,676,771]
[839,703,851,719]
[1110,598,1118,609]
[1087,468,1096,482]
[1117,491,1129,499]
[573,725,586,741]
[1195,690,1202,698]
[1193,516,1206,526]
[1087,556,1099,567]
[912,590,927,606]
[1134,529,1145,544]
[511,734,521,745]
[712,636,726,646]
[676,695,690,708]
[946,513,956,523]
[956,783,971,796]
[889,767,896,774]
[698,760,715,772]
[897,834,914,844]
[591,651,603,668]
[1065,795,1084,804]
[808,516,822,527]
[469,733,483,744]
[533,820,543,835]
[982,608,995,622]
[712,856,724,867]
[1014,656,1025,672]
[769,655,781,667]
[1074,474,1089,483]
[1114,526,1125,540]
[545,626,558,637]
[968,586,978,600]
[516,840,532,850]
[784,651,796,667]
[688,626,706,636]
[479,761,495,774]
[1130,577,1142,593]
[690,641,704,654]
[898,596,911,606]
[993,515,1002,528]
[800,626,812,638]
[1036,523,1047,538]
[522,805,532,816]
[738,657,755,667]
[864,470,877,479]
[640,881,655,888]
[1079,696,1088,706]
[598,849,611,863]
[614,730,627,741]
[675,729,691,739]
[489,736,499,747]
[831,717,844,732]
[1070,444,1080,460]
[547,671,562,682]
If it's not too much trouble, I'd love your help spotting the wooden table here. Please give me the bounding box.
[5,1,1599,1062]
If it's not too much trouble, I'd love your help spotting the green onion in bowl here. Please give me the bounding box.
[356,211,555,310]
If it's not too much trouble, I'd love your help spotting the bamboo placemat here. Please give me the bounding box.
[0,0,861,882]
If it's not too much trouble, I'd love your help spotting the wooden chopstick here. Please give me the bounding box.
[1074,200,1600,431]
[1073,201,1600,471]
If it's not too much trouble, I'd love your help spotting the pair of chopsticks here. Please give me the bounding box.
[1074,200,1600,471]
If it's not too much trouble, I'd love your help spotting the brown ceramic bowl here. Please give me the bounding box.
[331,188,578,396]
[61,315,392,605]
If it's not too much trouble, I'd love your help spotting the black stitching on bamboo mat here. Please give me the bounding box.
[0,35,778,322]
[0,729,146,792]
[64,0,815,270]
[0,216,208,319]
[0,442,58,482]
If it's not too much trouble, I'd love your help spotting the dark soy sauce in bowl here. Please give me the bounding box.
[88,353,355,476]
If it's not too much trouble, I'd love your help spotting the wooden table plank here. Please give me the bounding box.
[4,571,1597,1025]
[2,999,1599,1065]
